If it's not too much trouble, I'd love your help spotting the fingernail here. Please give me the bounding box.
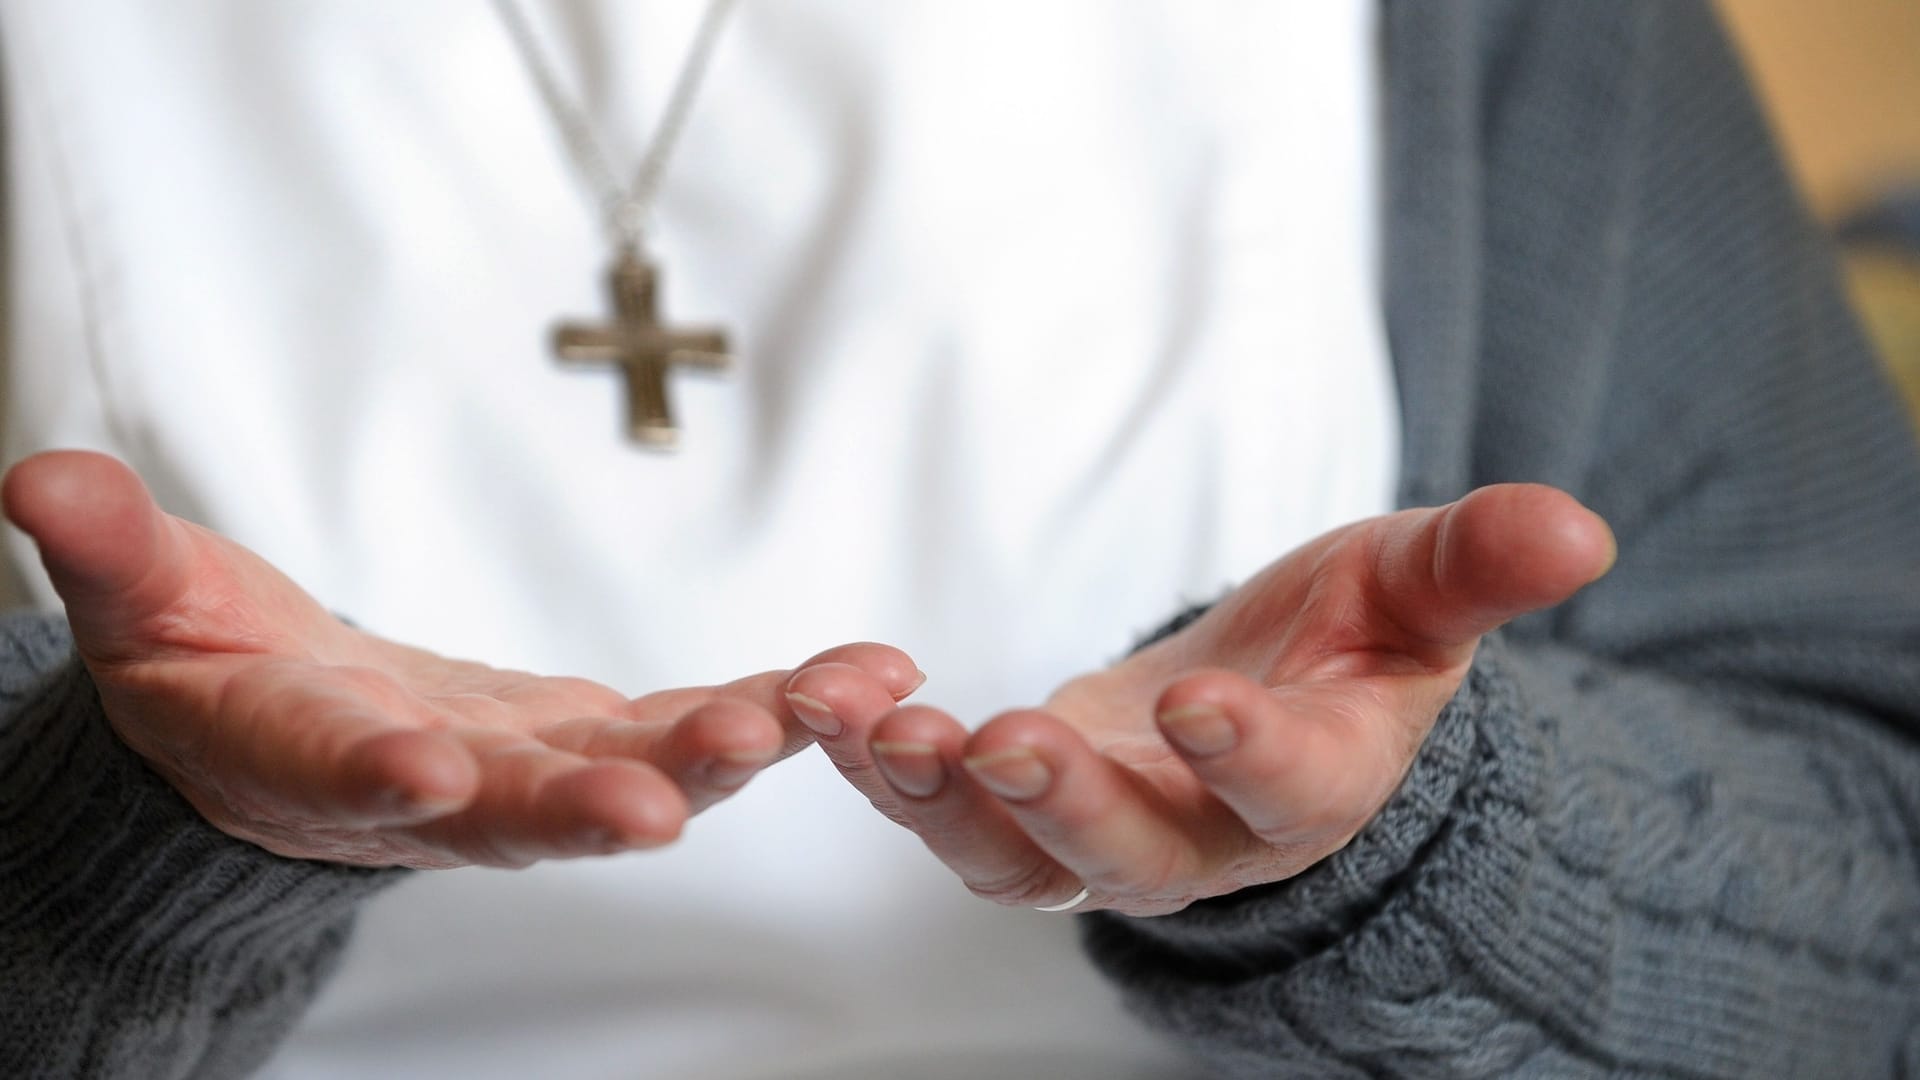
[896,669,929,699]
[785,691,842,737]
[1158,703,1238,757]
[707,748,775,790]
[1596,528,1620,581]
[872,740,945,798]
[963,748,1052,802]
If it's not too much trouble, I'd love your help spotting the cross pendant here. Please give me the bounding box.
[552,251,730,448]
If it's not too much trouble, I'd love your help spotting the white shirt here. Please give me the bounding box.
[2,2,1398,1076]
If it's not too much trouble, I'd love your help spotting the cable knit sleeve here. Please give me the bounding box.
[0,613,404,1080]
[1079,2,1920,1075]
[1083,638,1920,1076]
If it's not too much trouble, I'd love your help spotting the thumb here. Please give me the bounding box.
[1366,483,1616,652]
[2,450,197,649]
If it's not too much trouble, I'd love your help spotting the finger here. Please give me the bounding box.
[1154,669,1404,848]
[864,705,1082,909]
[315,728,481,825]
[793,641,925,700]
[961,710,1231,910]
[538,699,784,813]
[416,732,687,866]
[1,451,196,650]
[207,663,481,827]
[3,450,341,666]
[1367,484,1615,653]
[713,643,924,713]
[625,643,923,754]
[769,642,923,751]
[784,662,917,804]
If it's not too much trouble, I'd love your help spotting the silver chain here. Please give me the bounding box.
[491,0,738,257]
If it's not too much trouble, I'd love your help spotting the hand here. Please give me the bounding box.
[784,484,1613,915]
[2,451,921,869]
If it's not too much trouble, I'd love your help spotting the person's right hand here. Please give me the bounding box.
[2,450,921,869]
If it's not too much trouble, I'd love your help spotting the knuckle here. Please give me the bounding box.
[1248,816,1326,850]
[871,802,918,831]
[965,861,1066,908]
[1086,845,1185,901]
[443,821,536,869]
[1251,778,1369,848]
[817,741,884,787]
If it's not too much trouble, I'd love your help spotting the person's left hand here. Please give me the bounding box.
[781,484,1614,915]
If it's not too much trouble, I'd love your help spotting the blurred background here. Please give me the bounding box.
[1716,0,1920,420]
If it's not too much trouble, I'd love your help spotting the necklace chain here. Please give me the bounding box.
[492,0,738,257]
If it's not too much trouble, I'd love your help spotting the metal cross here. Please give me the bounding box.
[553,252,730,448]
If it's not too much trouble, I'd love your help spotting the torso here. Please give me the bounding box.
[2,2,1397,1075]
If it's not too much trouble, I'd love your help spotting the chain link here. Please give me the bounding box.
[492,0,738,257]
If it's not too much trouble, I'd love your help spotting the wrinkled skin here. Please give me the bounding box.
[785,483,1614,915]
[3,450,922,869]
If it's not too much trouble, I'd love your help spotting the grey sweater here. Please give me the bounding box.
[4,1,1918,1077]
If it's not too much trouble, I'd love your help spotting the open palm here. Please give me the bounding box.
[782,484,1613,915]
[3,451,920,869]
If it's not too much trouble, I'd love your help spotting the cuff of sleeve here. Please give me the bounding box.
[0,614,405,1049]
[1082,635,1614,1037]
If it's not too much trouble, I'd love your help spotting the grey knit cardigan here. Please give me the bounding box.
[4,1,1918,1077]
